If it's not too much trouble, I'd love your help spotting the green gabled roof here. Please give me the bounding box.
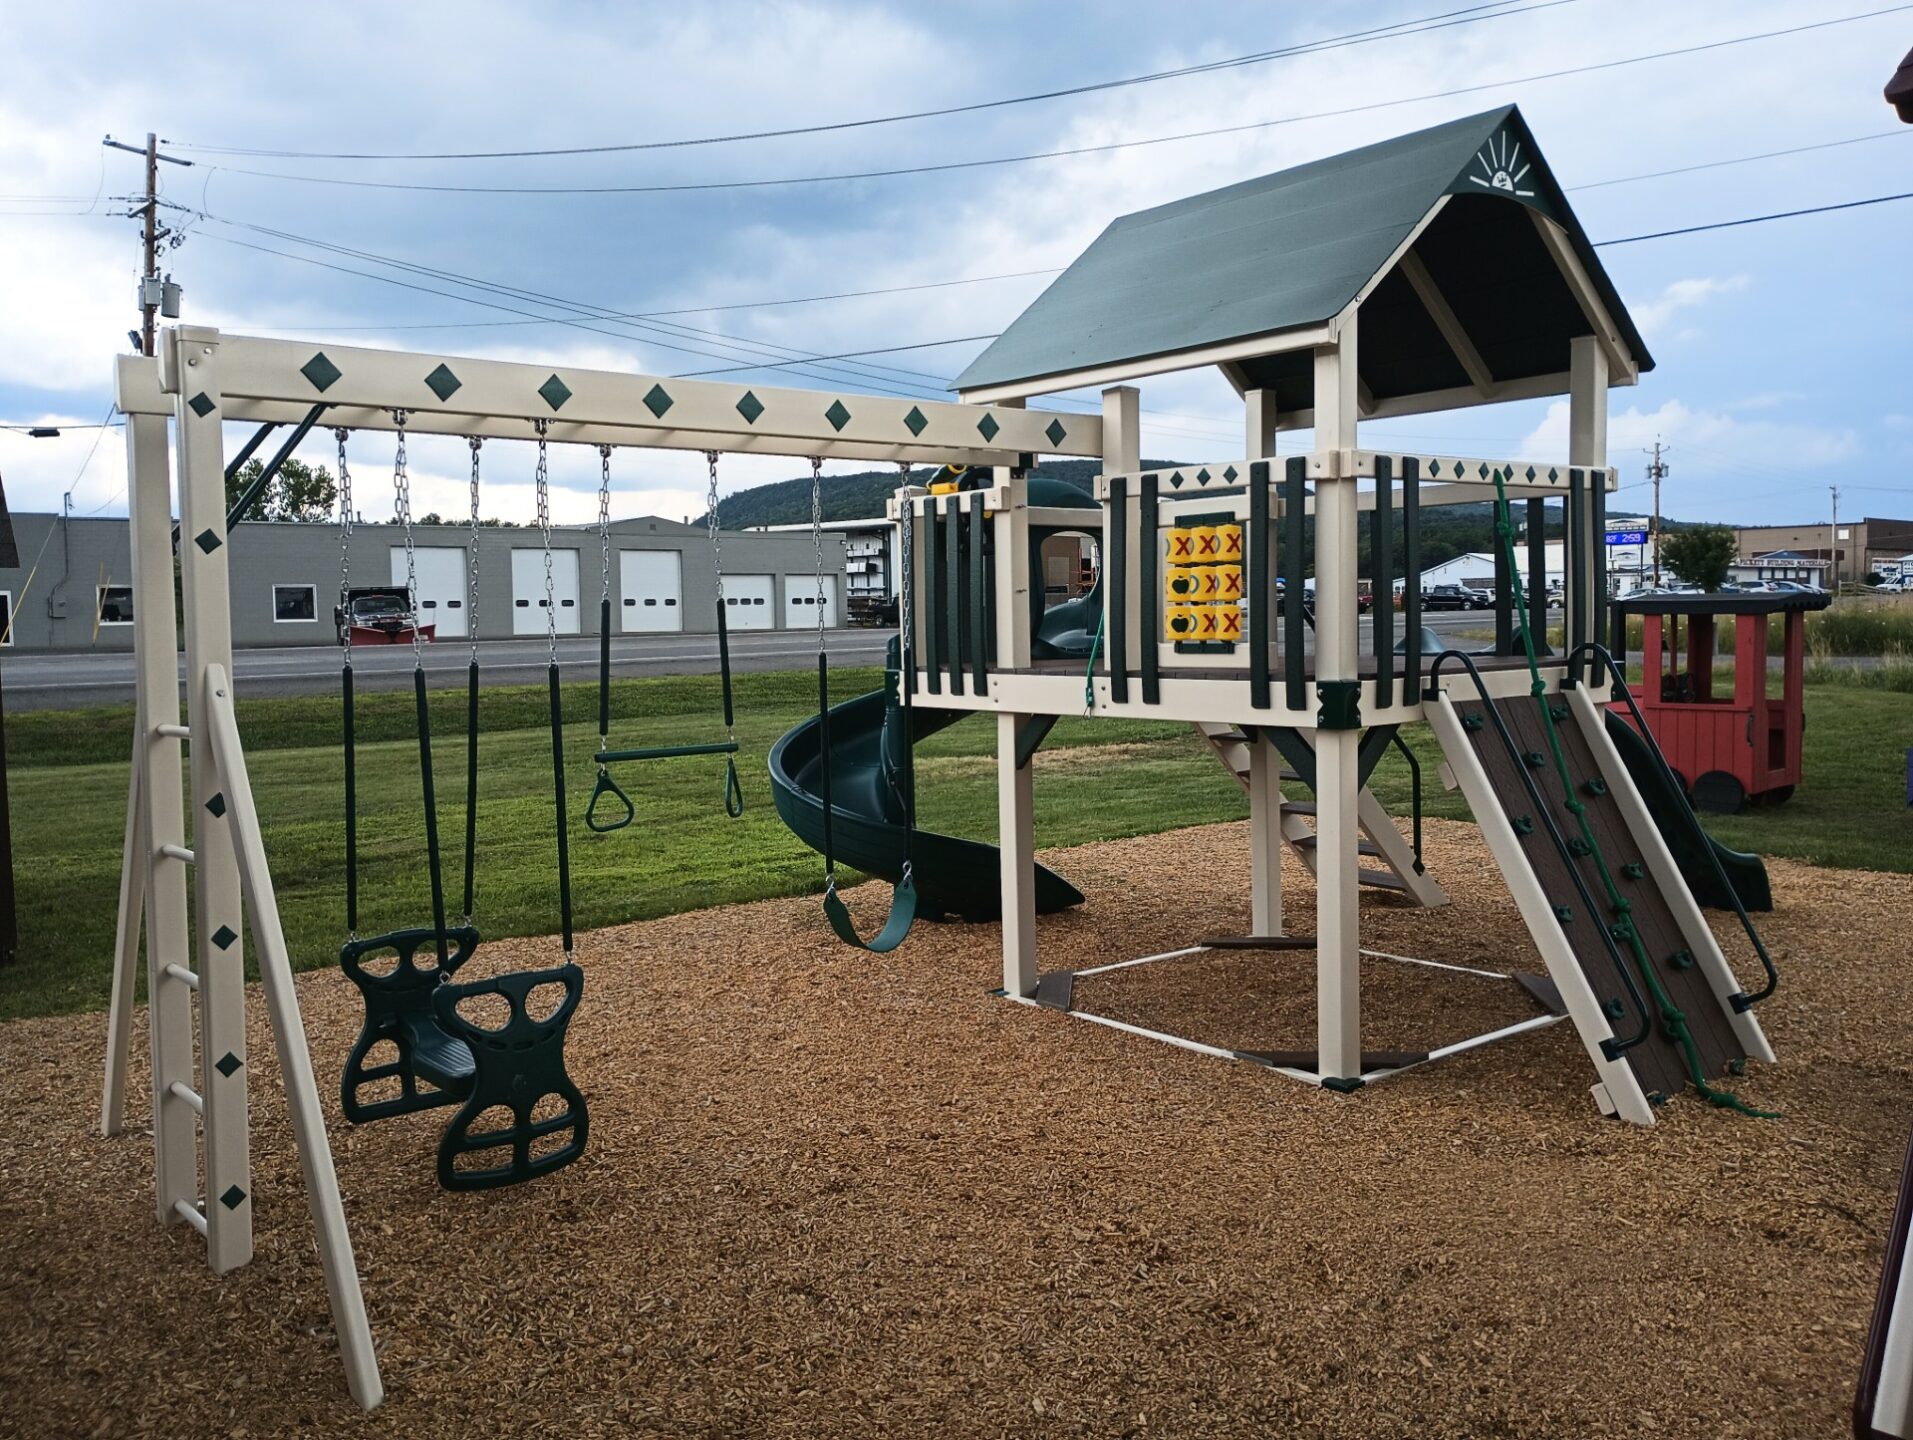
[954,106,1651,404]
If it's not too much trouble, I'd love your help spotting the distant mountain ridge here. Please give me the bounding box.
[710,459,1182,529]
[712,462,1699,578]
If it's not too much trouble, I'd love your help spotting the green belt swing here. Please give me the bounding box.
[587,447,743,832]
[810,456,917,953]
[335,418,588,1190]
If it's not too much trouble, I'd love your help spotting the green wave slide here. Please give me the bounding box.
[769,477,1100,922]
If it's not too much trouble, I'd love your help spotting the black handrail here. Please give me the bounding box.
[1426,647,1651,1059]
[1386,729,1425,874]
[1567,641,1779,1010]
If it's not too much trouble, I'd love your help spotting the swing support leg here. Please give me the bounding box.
[998,710,1038,997]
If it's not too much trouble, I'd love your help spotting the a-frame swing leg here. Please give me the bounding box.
[204,662,383,1408]
[101,723,147,1136]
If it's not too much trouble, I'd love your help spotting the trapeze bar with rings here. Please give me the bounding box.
[593,741,740,764]
[586,446,744,833]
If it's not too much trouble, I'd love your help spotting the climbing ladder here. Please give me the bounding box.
[1425,672,1774,1123]
[1194,720,1447,907]
[100,355,382,1408]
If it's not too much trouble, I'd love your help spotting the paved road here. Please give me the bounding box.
[0,609,1520,711]
[0,628,898,711]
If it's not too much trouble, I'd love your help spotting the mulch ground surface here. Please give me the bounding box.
[4,817,1910,1439]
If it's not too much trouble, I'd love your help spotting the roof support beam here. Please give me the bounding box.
[1398,250,1498,400]
[1529,212,1636,383]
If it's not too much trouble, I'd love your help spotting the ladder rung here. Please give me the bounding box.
[156,723,192,740]
[159,843,195,864]
[166,1079,203,1115]
[162,961,200,990]
[172,1198,209,1236]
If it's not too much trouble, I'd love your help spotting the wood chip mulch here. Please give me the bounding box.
[3,816,1910,1439]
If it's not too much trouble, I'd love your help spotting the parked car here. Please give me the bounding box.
[1421,584,1491,611]
[335,588,434,645]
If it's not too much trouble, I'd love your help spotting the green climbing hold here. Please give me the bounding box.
[1522,751,1546,769]
[1603,997,1626,1021]
[1553,904,1573,924]
[1462,712,1485,732]
[1621,862,1645,880]
[1583,778,1608,797]
[1512,815,1535,835]
[1567,837,1592,857]
[1670,949,1695,971]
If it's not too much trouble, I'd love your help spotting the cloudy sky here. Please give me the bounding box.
[2,0,1909,529]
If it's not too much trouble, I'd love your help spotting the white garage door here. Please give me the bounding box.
[722,573,776,631]
[389,546,469,638]
[619,549,682,633]
[510,547,582,635]
[786,574,839,629]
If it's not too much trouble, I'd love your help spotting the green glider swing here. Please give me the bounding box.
[586,448,744,832]
[808,457,917,953]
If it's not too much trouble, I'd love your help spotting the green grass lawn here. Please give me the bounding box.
[2,672,1907,1021]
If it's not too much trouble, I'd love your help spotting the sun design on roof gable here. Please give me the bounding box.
[1465,129,1535,200]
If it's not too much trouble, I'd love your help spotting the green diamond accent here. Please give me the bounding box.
[300,352,342,393]
[194,529,221,554]
[976,413,1000,442]
[735,391,764,425]
[1196,469,1211,483]
[1548,468,1559,482]
[538,374,572,411]
[214,1052,242,1078]
[642,383,673,419]
[1524,465,1536,482]
[902,406,928,438]
[187,392,216,418]
[1223,466,1238,482]
[212,924,238,951]
[1478,463,1490,480]
[825,399,852,432]
[220,1185,247,1211]
[205,792,226,817]
[424,363,461,402]
[1044,418,1067,447]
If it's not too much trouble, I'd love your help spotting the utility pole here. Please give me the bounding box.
[102,133,192,356]
[1646,441,1669,586]
[1830,485,1841,592]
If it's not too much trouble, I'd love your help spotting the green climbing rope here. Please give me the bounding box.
[1488,468,1774,1118]
[1083,608,1106,714]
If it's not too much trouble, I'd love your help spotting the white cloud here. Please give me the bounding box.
[1627,275,1751,336]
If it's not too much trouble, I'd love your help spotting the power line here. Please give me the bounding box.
[166,3,1558,161]
[1597,190,1913,245]
[220,124,1911,348]
[245,267,1067,334]
[1572,129,1910,190]
[194,8,1913,198]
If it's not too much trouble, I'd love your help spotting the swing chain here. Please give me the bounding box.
[810,455,827,646]
[335,426,354,669]
[467,437,483,666]
[810,455,834,889]
[705,450,733,741]
[535,419,558,667]
[391,409,425,665]
[597,444,613,609]
[895,460,914,889]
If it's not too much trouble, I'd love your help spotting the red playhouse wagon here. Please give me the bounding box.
[1609,589,1831,813]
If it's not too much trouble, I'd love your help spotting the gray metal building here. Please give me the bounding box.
[0,511,844,650]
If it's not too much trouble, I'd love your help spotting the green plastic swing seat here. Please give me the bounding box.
[338,926,589,1191]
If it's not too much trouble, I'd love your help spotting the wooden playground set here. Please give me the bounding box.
[75,107,1913,1434]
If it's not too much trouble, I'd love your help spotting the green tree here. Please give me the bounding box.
[226,457,339,523]
[1659,523,1737,591]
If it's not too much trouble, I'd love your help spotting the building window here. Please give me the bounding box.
[98,585,134,625]
[274,584,318,622]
